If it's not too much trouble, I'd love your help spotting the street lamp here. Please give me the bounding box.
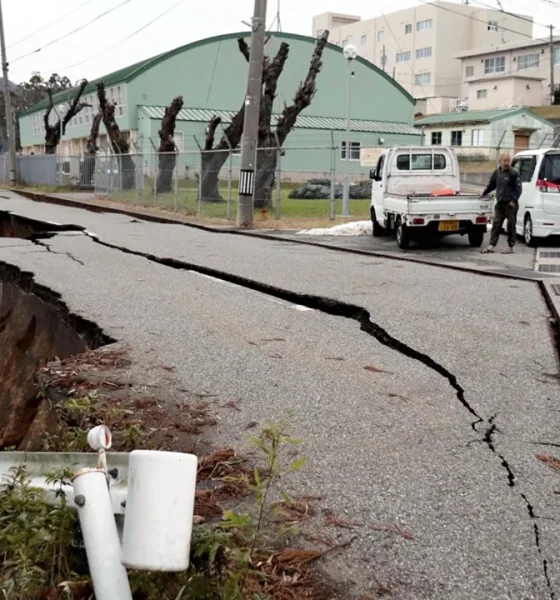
[342,44,358,217]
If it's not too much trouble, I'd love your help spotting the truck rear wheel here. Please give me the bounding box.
[396,218,410,250]
[371,208,386,237]
[468,226,485,248]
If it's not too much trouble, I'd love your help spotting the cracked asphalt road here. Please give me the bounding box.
[1,192,560,599]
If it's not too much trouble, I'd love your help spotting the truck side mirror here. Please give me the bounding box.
[369,169,377,180]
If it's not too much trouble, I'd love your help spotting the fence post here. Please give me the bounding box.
[174,154,179,211]
[329,130,336,221]
[496,131,506,167]
[193,135,203,217]
[274,132,282,220]
[220,127,233,221]
[135,154,139,205]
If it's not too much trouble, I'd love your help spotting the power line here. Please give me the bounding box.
[417,0,536,39]
[469,0,550,28]
[8,0,96,49]
[54,0,185,72]
[12,0,133,63]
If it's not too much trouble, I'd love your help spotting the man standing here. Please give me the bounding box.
[481,152,522,254]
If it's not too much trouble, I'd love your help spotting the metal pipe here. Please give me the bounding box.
[73,469,132,600]
[342,59,352,216]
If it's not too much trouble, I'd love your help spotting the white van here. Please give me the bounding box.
[511,149,560,246]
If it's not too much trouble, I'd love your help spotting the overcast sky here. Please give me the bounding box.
[3,0,559,84]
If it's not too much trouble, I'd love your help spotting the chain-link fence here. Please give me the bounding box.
[4,126,558,220]
[89,146,375,221]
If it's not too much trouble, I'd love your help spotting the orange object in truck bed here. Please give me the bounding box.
[430,189,456,197]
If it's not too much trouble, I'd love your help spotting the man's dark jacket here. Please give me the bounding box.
[482,167,522,203]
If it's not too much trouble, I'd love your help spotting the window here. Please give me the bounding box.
[405,24,412,34]
[173,131,184,152]
[451,131,463,146]
[465,65,474,77]
[512,156,537,182]
[417,19,433,31]
[377,30,384,41]
[555,47,560,65]
[538,154,560,184]
[518,53,539,70]
[431,131,442,145]
[396,153,446,170]
[361,34,367,45]
[396,51,411,62]
[341,141,361,161]
[487,20,498,31]
[471,129,484,146]
[342,38,349,46]
[415,72,431,85]
[416,47,432,59]
[476,89,488,99]
[484,56,505,74]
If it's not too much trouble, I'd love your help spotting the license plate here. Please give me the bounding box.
[438,220,459,232]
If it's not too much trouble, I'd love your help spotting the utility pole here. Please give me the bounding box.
[237,0,267,228]
[0,0,16,184]
[550,25,555,106]
[382,45,386,72]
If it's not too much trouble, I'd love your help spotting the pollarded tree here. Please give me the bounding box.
[201,38,290,203]
[97,81,136,189]
[156,96,184,193]
[43,79,89,154]
[201,31,329,207]
[82,110,102,187]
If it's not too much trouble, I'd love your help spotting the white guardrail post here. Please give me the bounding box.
[0,425,198,598]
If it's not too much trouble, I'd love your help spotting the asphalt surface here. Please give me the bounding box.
[1,192,560,599]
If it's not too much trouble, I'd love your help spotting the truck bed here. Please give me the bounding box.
[383,193,493,216]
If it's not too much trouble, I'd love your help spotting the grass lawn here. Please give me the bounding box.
[105,179,371,228]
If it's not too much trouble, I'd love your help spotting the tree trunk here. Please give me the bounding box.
[157,96,183,194]
[156,152,177,194]
[200,151,228,202]
[254,148,278,209]
[82,111,102,188]
[97,81,135,190]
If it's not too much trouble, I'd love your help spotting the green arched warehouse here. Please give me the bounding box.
[19,31,421,178]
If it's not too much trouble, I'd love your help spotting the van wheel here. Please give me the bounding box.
[396,218,410,250]
[524,215,537,247]
[468,226,485,248]
[371,208,386,237]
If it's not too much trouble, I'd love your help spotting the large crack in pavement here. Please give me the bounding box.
[82,232,556,598]
[1,217,556,597]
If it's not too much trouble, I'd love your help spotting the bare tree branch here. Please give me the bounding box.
[61,78,89,134]
[261,42,290,138]
[205,116,222,151]
[238,38,250,62]
[86,111,102,156]
[158,95,184,153]
[97,81,129,155]
[275,30,329,146]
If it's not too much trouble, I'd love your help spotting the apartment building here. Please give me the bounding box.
[312,2,532,114]
[456,37,560,111]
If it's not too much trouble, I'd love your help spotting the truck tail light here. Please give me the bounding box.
[476,216,488,224]
[412,218,425,225]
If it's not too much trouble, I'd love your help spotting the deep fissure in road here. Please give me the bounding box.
[0,259,115,449]
[87,232,556,598]
[0,210,555,596]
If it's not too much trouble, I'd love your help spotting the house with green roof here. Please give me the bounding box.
[415,107,556,161]
[18,31,421,177]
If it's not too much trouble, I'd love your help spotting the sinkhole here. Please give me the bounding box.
[0,211,114,448]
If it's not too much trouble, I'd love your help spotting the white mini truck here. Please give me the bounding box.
[369,146,494,249]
